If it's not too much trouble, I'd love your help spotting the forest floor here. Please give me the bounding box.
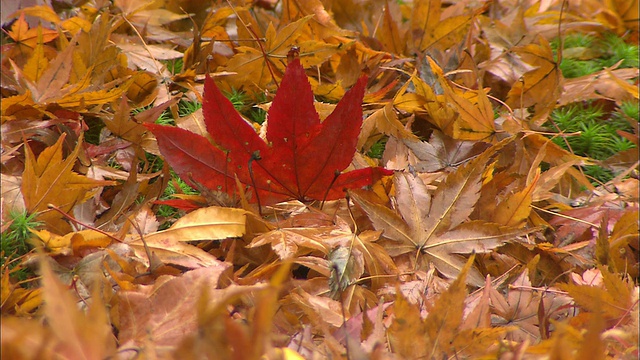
[1,0,639,359]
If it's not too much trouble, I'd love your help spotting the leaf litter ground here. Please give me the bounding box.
[1,0,638,359]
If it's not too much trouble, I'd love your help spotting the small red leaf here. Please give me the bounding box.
[153,199,202,212]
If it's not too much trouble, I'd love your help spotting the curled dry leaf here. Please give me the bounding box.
[126,206,246,268]
[1,255,117,359]
[118,266,264,356]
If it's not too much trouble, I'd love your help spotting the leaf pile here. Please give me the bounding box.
[1,0,638,359]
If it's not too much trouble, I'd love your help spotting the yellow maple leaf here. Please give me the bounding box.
[21,134,115,232]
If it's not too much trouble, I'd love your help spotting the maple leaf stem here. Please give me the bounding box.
[248,151,263,215]
[249,25,279,89]
[531,205,600,228]
[120,15,164,76]
[46,204,123,243]
[320,170,341,210]
[613,298,640,328]
[557,0,567,64]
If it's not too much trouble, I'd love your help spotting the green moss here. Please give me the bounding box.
[582,165,615,184]
[155,170,199,230]
[1,210,41,281]
[223,88,267,124]
[178,99,202,116]
[547,101,637,184]
[367,136,388,159]
[559,58,602,79]
[618,99,640,120]
[599,33,640,69]
[248,105,267,125]
[225,88,248,111]
[155,109,175,126]
[562,33,596,48]
[164,58,183,75]
[152,98,201,126]
[552,32,639,78]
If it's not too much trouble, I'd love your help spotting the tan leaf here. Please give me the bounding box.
[40,254,116,359]
[35,35,77,102]
[490,270,572,342]
[288,288,345,328]
[559,67,639,105]
[353,137,536,285]
[127,234,232,269]
[117,266,252,356]
[249,227,330,260]
[403,130,490,173]
[462,276,492,329]
[140,206,246,242]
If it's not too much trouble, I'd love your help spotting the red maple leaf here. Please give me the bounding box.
[147,59,391,205]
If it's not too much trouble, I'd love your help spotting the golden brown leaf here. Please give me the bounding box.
[506,36,563,126]
[387,284,430,357]
[560,267,636,322]
[388,256,477,358]
[40,254,115,359]
[142,206,246,242]
[427,57,497,141]
[21,134,115,231]
[223,16,343,90]
[410,0,471,53]
[491,168,539,227]
[22,31,48,84]
[1,269,42,315]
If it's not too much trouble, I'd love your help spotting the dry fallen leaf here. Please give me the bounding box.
[1,1,639,359]
[22,134,115,233]
[352,139,534,286]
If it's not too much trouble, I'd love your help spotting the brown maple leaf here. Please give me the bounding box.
[352,137,535,286]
